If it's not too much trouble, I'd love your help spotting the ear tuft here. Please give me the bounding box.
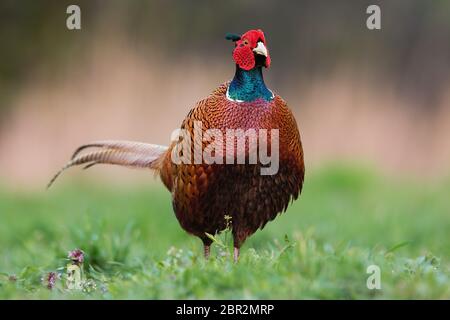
[225,33,241,42]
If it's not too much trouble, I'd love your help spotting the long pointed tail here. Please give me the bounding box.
[47,140,168,189]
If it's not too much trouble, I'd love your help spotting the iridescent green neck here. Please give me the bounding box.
[227,66,273,102]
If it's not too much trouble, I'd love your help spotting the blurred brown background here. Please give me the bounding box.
[1,0,450,187]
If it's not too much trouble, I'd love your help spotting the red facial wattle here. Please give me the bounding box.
[232,29,271,70]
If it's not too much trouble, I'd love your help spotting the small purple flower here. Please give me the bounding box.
[68,249,85,265]
[45,272,58,290]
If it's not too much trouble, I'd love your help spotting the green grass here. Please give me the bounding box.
[0,164,449,299]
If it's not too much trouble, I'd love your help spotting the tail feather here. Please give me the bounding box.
[47,140,168,189]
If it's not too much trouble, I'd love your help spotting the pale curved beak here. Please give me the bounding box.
[253,41,268,57]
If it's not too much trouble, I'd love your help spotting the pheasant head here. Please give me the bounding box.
[226,29,271,71]
[226,29,273,102]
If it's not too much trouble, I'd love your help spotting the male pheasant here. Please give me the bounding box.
[49,29,305,262]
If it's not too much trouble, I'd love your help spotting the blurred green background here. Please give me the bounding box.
[0,1,449,299]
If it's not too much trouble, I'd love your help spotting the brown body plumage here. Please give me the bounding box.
[49,29,304,261]
[159,83,304,255]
